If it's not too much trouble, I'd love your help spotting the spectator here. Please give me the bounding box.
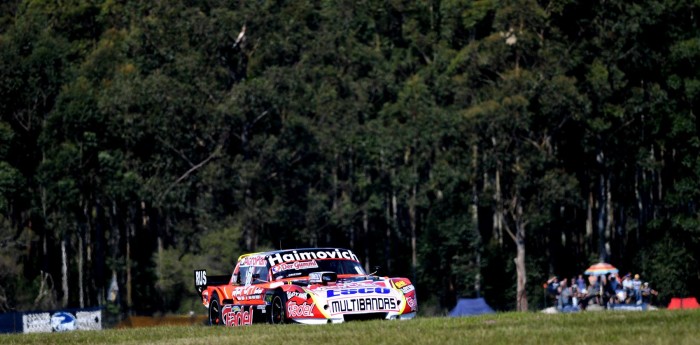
[558,280,573,310]
[546,276,560,296]
[609,273,619,292]
[622,273,633,303]
[545,276,560,307]
[589,276,602,305]
[570,278,579,307]
[632,274,643,304]
[604,274,617,306]
[641,282,658,304]
[604,274,619,304]
[576,274,586,292]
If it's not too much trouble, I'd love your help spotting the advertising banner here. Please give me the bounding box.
[0,307,103,334]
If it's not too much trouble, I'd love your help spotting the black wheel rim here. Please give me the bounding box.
[210,300,220,325]
[271,296,284,324]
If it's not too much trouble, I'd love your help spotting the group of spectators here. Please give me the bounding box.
[545,272,659,311]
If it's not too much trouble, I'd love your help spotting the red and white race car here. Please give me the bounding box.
[194,248,417,326]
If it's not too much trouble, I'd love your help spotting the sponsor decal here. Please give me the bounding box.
[51,312,76,332]
[401,285,415,294]
[310,282,381,292]
[287,302,315,318]
[609,304,647,311]
[244,294,263,301]
[232,286,264,296]
[338,281,386,288]
[222,305,253,327]
[22,309,101,333]
[240,255,267,267]
[286,291,308,300]
[271,260,319,274]
[75,310,102,331]
[406,296,417,310]
[394,281,407,289]
[326,287,391,298]
[195,270,207,286]
[267,249,359,266]
[330,297,399,315]
[22,312,51,333]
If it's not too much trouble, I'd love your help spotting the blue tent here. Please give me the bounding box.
[449,298,495,317]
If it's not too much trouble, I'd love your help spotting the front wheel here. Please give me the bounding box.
[209,292,223,326]
[269,291,287,324]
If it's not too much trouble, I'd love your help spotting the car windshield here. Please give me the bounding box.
[271,259,366,280]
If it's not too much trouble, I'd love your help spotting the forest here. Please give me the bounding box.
[0,0,699,315]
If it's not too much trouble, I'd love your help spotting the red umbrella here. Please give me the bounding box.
[584,262,618,276]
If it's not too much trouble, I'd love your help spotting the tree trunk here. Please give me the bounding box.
[605,176,613,259]
[244,187,253,251]
[515,230,527,311]
[409,183,417,280]
[616,207,626,260]
[514,203,528,311]
[330,153,338,245]
[385,193,392,273]
[493,166,503,246]
[471,144,481,296]
[635,168,643,244]
[597,172,607,262]
[656,146,663,218]
[586,191,593,254]
[78,227,84,308]
[127,222,133,308]
[41,186,49,274]
[363,207,370,273]
[61,237,69,307]
[348,153,355,250]
[391,189,398,272]
[85,205,93,307]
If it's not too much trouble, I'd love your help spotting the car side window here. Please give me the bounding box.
[254,266,270,282]
[236,266,270,286]
[231,264,243,285]
[244,267,254,286]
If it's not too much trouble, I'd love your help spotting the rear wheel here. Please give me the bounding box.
[209,292,223,326]
[269,290,287,324]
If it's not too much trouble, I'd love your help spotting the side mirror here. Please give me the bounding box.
[370,265,381,275]
[309,271,338,285]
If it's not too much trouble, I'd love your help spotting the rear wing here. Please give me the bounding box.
[194,269,231,296]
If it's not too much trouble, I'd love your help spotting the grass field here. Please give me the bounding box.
[3,310,700,345]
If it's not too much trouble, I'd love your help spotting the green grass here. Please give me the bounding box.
[3,310,700,345]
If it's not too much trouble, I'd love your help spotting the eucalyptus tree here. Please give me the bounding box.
[447,0,584,310]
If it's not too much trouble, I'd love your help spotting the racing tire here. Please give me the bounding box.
[209,292,223,326]
[269,290,287,324]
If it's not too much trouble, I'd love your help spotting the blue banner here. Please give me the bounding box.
[0,306,102,334]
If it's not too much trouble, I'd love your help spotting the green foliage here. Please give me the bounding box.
[1,0,699,315]
[638,233,696,303]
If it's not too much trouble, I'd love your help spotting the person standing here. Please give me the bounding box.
[576,274,586,292]
[545,276,560,307]
[622,273,633,303]
[632,274,643,304]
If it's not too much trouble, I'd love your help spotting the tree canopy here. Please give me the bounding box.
[1,0,699,314]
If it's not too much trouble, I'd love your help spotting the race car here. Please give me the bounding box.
[194,248,417,326]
